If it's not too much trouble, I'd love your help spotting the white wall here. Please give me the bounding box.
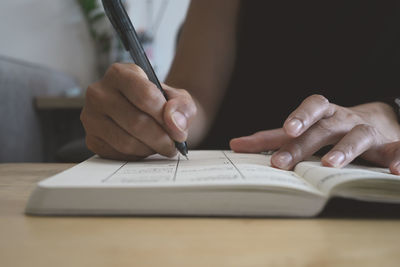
[128,0,190,81]
[0,0,190,88]
[0,0,98,88]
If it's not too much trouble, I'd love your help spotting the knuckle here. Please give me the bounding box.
[345,112,363,124]
[316,118,335,133]
[130,64,146,77]
[130,64,142,72]
[85,83,105,103]
[285,143,303,161]
[128,113,149,134]
[293,110,309,122]
[107,63,125,77]
[309,94,329,105]
[136,86,163,109]
[107,63,145,84]
[354,124,378,139]
[141,86,159,101]
[342,144,357,158]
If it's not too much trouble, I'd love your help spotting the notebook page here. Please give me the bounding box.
[225,152,317,190]
[104,151,321,193]
[294,160,400,194]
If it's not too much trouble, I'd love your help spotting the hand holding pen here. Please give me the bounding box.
[80,1,196,161]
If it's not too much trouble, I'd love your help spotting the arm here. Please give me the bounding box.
[166,0,240,147]
[80,0,239,160]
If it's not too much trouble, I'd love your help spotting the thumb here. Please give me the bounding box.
[163,85,197,142]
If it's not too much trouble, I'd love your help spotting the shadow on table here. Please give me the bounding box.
[319,197,400,219]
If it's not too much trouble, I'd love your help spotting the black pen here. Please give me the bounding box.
[102,0,189,159]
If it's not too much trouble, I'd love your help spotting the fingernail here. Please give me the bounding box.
[273,151,293,169]
[392,161,400,174]
[286,119,303,136]
[172,111,187,131]
[326,151,345,167]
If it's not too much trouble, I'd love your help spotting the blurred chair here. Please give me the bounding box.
[0,55,78,162]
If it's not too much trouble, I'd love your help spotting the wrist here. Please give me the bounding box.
[378,97,400,123]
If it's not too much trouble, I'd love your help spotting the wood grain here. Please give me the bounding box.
[35,96,84,110]
[1,163,400,267]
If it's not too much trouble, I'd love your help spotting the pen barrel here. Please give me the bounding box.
[102,0,188,156]
[102,0,167,98]
[126,41,168,99]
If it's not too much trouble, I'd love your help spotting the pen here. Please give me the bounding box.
[102,0,189,159]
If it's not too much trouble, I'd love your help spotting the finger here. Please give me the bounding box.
[229,128,291,153]
[163,86,197,142]
[86,135,144,161]
[102,63,166,125]
[321,124,382,168]
[388,142,400,175]
[101,90,177,156]
[366,141,400,175]
[81,110,158,157]
[283,94,335,137]
[271,122,341,170]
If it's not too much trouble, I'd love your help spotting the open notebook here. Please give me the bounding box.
[26,150,400,217]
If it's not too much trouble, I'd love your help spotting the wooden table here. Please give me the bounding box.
[1,164,400,267]
[35,96,84,110]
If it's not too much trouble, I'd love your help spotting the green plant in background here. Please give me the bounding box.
[77,0,111,54]
[76,0,127,75]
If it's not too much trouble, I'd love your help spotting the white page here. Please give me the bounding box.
[294,159,400,194]
[105,151,321,194]
[105,151,241,185]
[225,151,318,192]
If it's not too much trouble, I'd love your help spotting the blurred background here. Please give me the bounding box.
[0,0,190,163]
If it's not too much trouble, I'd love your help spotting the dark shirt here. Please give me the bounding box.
[199,0,400,149]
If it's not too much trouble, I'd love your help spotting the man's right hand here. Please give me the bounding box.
[80,63,197,161]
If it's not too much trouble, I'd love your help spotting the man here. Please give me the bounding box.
[81,0,400,174]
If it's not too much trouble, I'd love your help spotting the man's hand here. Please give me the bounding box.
[230,94,400,174]
[81,63,197,161]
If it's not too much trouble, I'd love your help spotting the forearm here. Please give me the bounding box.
[185,97,208,147]
[165,0,240,145]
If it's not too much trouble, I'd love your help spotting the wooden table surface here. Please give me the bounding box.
[1,163,400,267]
[35,96,84,110]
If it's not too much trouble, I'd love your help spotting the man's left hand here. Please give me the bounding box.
[230,94,400,175]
